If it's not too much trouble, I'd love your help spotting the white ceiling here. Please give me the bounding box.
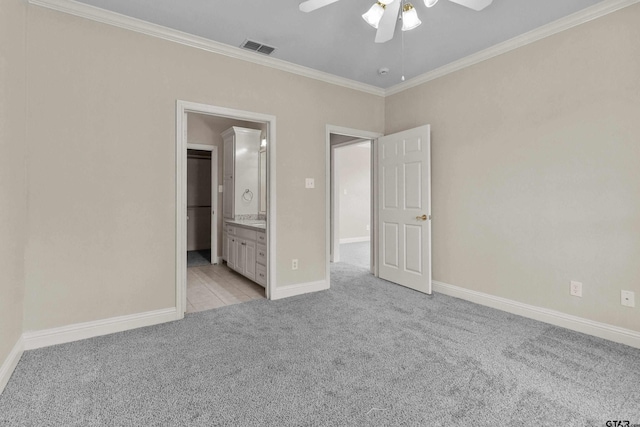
[74,0,606,89]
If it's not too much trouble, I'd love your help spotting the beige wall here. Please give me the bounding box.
[336,143,371,241]
[386,5,640,332]
[11,0,636,339]
[0,0,26,365]
[23,6,384,330]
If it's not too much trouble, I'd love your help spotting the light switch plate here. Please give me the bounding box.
[218,185,223,193]
[305,178,315,189]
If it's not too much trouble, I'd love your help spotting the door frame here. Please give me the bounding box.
[176,101,277,318]
[186,143,218,264]
[325,125,383,284]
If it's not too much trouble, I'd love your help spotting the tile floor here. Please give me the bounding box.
[187,263,266,313]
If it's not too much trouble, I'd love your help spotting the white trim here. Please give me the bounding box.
[339,237,371,244]
[27,0,384,97]
[331,147,339,263]
[270,280,328,301]
[386,0,640,96]
[177,108,187,318]
[268,118,277,300]
[186,143,214,151]
[22,308,178,351]
[211,146,219,264]
[0,337,23,395]
[177,100,277,310]
[432,280,640,349]
[371,138,379,277]
[28,0,638,98]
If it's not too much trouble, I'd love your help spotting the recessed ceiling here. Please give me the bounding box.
[73,0,606,88]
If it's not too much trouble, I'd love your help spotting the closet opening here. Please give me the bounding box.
[187,148,214,267]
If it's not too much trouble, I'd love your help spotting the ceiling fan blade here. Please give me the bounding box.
[375,0,401,43]
[299,0,341,13]
[447,0,493,11]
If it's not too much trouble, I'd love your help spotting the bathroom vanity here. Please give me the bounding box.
[221,125,267,288]
[223,220,267,287]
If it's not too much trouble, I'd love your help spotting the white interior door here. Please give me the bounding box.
[378,125,432,294]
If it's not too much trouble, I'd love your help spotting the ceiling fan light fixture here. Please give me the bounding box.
[424,0,439,7]
[401,3,421,31]
[362,1,386,29]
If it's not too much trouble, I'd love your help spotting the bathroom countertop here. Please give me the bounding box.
[225,219,266,231]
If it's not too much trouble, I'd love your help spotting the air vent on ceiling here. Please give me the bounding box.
[240,39,276,56]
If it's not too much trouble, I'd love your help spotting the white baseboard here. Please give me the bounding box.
[0,336,24,395]
[22,307,179,350]
[271,280,328,300]
[432,280,640,349]
[339,237,370,244]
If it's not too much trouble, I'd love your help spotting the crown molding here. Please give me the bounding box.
[27,0,639,99]
[385,0,640,96]
[27,0,386,97]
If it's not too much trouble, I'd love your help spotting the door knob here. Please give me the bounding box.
[416,214,427,221]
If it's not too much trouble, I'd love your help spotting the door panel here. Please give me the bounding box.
[227,236,236,269]
[383,166,399,208]
[236,239,246,274]
[383,222,399,268]
[378,125,431,294]
[245,240,256,280]
[404,162,422,209]
[404,224,422,274]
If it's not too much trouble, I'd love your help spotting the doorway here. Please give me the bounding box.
[176,102,276,318]
[187,147,215,267]
[326,125,382,282]
[332,139,372,270]
[325,124,432,296]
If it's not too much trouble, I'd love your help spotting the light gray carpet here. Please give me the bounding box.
[339,241,370,269]
[1,263,639,426]
[187,249,211,267]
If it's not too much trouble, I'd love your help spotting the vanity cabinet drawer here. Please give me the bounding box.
[256,264,267,287]
[226,225,236,236]
[236,227,257,241]
[256,244,267,265]
[257,231,266,244]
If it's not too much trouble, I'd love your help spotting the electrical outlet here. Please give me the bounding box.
[621,290,635,308]
[570,281,582,297]
[305,178,315,189]
[292,259,298,270]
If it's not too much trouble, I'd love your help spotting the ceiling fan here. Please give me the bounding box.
[299,0,493,43]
